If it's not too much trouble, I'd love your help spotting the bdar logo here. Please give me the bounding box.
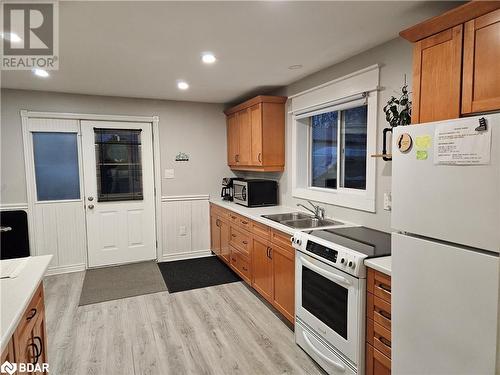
[0,361,17,375]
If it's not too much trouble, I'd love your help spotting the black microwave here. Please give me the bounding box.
[232,179,278,207]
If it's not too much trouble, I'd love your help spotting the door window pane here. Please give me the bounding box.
[311,111,338,189]
[33,132,80,201]
[342,105,367,189]
[302,266,348,339]
[95,129,143,202]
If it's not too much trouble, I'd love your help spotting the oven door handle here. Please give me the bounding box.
[301,257,351,286]
[302,330,346,372]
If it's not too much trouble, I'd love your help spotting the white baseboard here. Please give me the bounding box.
[45,263,86,276]
[0,203,29,211]
[160,249,213,262]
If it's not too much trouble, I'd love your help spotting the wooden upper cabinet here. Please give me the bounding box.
[412,26,463,124]
[462,9,500,114]
[224,95,286,172]
[401,2,500,123]
[227,113,239,166]
[237,108,252,165]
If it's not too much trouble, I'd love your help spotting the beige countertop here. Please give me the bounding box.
[1,255,52,352]
[364,256,391,276]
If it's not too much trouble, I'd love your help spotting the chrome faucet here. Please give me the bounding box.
[297,200,326,220]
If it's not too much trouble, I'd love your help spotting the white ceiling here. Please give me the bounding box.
[1,1,459,104]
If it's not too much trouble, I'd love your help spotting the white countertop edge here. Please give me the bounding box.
[209,199,354,236]
[0,255,53,352]
[364,256,391,276]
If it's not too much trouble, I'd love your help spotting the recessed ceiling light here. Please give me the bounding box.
[288,64,303,70]
[201,53,217,64]
[177,80,189,90]
[32,69,49,78]
[1,32,22,43]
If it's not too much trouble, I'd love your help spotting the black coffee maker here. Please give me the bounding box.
[221,178,234,201]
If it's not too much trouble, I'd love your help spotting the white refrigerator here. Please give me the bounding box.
[391,114,500,375]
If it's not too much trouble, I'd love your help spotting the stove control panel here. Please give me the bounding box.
[291,231,365,277]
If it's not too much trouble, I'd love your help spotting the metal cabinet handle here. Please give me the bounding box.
[377,283,391,293]
[267,247,273,259]
[242,240,248,245]
[231,234,237,238]
[33,336,43,362]
[0,226,12,232]
[378,309,391,320]
[241,220,248,225]
[26,308,37,321]
[242,266,248,272]
[258,153,262,163]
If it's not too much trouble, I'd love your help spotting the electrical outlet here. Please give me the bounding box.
[383,192,392,211]
[179,225,187,236]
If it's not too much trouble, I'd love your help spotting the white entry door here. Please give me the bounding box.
[81,121,156,267]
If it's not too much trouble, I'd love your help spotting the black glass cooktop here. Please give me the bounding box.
[308,226,391,258]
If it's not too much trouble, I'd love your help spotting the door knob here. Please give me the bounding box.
[88,204,94,209]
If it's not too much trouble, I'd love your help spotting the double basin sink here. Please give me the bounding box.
[261,212,343,229]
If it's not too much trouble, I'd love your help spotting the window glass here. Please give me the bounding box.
[342,105,367,189]
[94,129,143,202]
[311,111,338,189]
[33,132,80,201]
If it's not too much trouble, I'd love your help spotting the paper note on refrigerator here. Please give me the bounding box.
[434,123,492,165]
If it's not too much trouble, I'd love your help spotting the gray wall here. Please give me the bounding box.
[0,89,232,204]
[271,37,413,232]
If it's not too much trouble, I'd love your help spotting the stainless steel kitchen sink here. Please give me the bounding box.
[261,212,312,222]
[261,213,343,229]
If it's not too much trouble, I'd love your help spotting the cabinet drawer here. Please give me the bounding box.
[373,320,392,359]
[230,248,251,283]
[252,221,270,240]
[237,216,252,231]
[271,229,293,251]
[367,268,391,303]
[367,292,391,331]
[366,343,391,375]
[229,226,251,256]
[227,211,240,224]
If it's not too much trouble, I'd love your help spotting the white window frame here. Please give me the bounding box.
[290,65,379,212]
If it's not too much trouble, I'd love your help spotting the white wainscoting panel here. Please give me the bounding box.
[32,201,87,274]
[161,195,211,261]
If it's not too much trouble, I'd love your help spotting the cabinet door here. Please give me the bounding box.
[251,236,273,302]
[272,244,295,323]
[227,114,239,166]
[412,25,463,124]
[366,343,391,375]
[249,104,263,166]
[32,312,47,374]
[237,109,252,165]
[210,215,221,256]
[462,9,500,114]
[14,327,35,374]
[219,220,231,264]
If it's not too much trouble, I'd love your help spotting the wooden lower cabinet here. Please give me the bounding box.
[366,343,391,375]
[366,267,392,374]
[1,282,48,375]
[251,236,273,303]
[271,243,295,323]
[210,203,295,323]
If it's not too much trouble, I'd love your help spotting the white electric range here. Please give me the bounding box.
[291,226,391,375]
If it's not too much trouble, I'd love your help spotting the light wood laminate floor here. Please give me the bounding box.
[44,272,323,375]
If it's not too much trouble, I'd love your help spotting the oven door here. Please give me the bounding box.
[295,251,364,366]
[232,181,248,206]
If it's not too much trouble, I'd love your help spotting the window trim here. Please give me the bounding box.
[290,65,379,212]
